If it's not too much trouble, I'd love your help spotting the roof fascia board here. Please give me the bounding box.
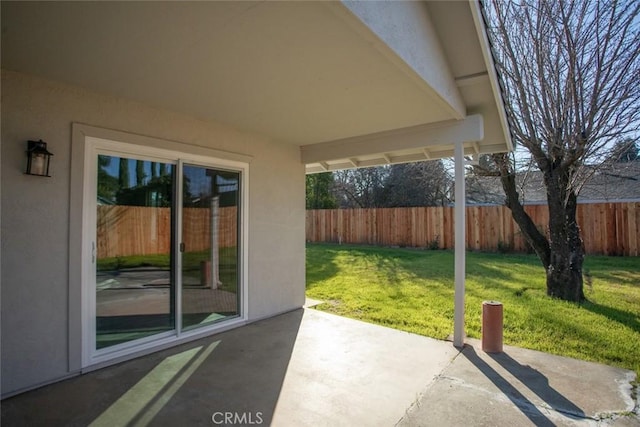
[469,0,514,151]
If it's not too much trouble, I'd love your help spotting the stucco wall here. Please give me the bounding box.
[0,70,306,396]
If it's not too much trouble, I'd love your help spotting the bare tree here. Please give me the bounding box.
[485,0,640,301]
[331,162,452,208]
[378,161,452,207]
[332,167,389,208]
[612,138,639,162]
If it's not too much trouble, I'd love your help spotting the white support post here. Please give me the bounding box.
[453,141,466,347]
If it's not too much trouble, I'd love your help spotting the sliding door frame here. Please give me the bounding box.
[70,124,250,371]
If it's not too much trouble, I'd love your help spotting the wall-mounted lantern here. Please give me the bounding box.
[25,140,53,177]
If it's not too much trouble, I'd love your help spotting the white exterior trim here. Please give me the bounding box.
[453,141,466,347]
[302,115,484,165]
[469,0,514,152]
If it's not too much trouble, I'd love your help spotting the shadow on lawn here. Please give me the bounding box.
[307,244,531,295]
[306,244,569,317]
[305,245,340,288]
[364,248,532,304]
[582,301,640,334]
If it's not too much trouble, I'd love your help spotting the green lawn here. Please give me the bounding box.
[306,243,640,376]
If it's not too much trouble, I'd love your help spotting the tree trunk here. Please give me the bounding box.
[544,170,585,302]
[494,155,551,266]
[494,154,585,302]
[499,171,551,267]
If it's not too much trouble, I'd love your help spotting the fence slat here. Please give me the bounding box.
[98,203,639,258]
[306,203,639,256]
[97,206,237,259]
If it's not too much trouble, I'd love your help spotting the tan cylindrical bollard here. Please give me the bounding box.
[482,301,503,353]
[200,260,212,288]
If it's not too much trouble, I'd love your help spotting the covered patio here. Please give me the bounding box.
[2,307,636,426]
[2,0,512,398]
[2,3,638,424]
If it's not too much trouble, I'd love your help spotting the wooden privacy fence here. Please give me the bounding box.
[306,202,640,256]
[97,206,237,259]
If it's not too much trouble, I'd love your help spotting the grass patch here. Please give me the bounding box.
[306,243,640,376]
[97,248,237,271]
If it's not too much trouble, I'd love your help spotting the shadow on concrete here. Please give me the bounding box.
[488,351,586,418]
[462,346,564,427]
[1,309,304,427]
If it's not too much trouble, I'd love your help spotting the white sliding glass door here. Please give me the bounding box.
[83,136,247,366]
[95,155,177,349]
[180,164,240,331]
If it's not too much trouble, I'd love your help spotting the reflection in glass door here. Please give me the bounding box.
[181,165,240,331]
[95,155,175,349]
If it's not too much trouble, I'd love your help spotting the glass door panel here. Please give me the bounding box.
[181,165,240,331]
[95,155,175,349]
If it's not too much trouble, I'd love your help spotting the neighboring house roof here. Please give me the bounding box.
[467,161,640,205]
[2,1,512,174]
[579,161,640,202]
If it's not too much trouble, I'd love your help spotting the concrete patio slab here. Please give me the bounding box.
[270,308,459,426]
[1,309,457,426]
[2,309,637,426]
[399,339,639,427]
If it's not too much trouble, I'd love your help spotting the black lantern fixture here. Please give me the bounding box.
[25,140,53,177]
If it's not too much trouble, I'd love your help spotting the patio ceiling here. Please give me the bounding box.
[1,1,511,172]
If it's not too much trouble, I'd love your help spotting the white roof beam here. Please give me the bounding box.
[465,154,480,166]
[301,114,483,164]
[455,72,489,88]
